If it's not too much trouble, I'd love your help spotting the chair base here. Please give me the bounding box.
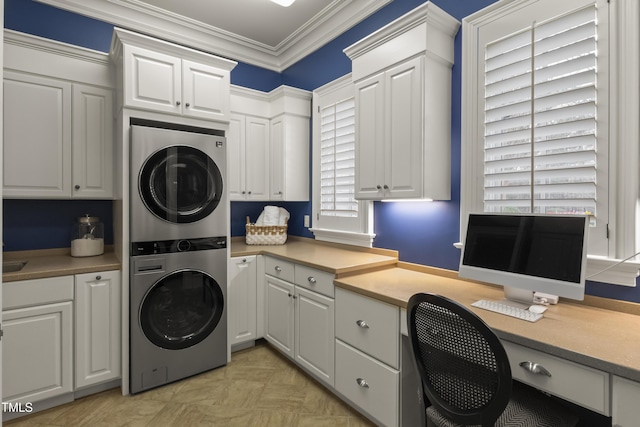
[426,382,580,427]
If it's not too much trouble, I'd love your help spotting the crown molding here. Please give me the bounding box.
[35,0,391,72]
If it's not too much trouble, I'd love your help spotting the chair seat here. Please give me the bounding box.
[426,382,580,427]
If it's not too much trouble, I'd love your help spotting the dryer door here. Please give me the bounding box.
[139,145,223,224]
[140,269,224,350]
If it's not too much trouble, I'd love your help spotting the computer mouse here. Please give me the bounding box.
[529,304,548,314]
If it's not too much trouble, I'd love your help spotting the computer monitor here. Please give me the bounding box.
[459,213,588,302]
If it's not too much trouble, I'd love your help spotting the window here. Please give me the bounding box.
[462,0,640,286]
[311,74,374,246]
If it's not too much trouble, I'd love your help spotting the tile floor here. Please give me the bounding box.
[6,341,376,426]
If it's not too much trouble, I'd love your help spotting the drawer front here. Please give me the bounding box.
[336,339,399,427]
[294,264,335,298]
[503,340,610,415]
[264,256,295,283]
[3,276,74,310]
[335,287,399,368]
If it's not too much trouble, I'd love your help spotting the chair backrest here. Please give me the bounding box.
[407,293,512,426]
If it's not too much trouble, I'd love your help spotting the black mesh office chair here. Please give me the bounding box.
[407,293,579,427]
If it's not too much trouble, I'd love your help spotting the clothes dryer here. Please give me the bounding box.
[130,237,227,394]
[130,119,227,242]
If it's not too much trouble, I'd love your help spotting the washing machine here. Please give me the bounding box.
[130,118,227,242]
[130,237,227,394]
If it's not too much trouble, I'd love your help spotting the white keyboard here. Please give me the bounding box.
[472,300,543,322]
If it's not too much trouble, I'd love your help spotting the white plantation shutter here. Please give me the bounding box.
[320,98,358,218]
[483,4,599,216]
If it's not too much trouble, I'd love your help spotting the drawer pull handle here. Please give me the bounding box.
[275,266,282,272]
[308,276,317,284]
[519,361,552,377]
[356,378,369,388]
[356,320,369,329]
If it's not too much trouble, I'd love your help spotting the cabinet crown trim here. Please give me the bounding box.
[110,27,237,71]
[343,2,460,61]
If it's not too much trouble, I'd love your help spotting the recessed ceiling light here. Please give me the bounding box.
[270,0,296,6]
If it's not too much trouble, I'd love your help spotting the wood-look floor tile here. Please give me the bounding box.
[6,342,376,427]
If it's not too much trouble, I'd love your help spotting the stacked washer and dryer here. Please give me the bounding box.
[129,119,228,394]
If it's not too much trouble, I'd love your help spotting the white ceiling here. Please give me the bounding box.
[137,0,335,48]
[36,0,392,71]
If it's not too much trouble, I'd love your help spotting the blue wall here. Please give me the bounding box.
[4,0,639,302]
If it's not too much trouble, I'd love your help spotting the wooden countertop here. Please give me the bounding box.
[231,236,398,277]
[3,247,121,282]
[335,263,640,383]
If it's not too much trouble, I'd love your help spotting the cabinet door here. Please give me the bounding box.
[182,59,229,121]
[245,117,270,200]
[612,376,640,427]
[384,57,423,199]
[355,72,385,199]
[75,271,121,389]
[264,276,295,358]
[124,45,181,114]
[270,117,286,200]
[295,287,335,387]
[228,114,247,201]
[3,72,71,198]
[228,256,257,347]
[3,302,73,403]
[270,115,310,202]
[72,84,114,199]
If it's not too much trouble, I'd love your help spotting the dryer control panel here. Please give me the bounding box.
[131,236,227,256]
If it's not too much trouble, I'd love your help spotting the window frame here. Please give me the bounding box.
[311,74,374,247]
[461,0,640,287]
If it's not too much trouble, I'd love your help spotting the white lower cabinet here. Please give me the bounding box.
[74,271,122,389]
[264,257,335,387]
[336,340,399,427]
[265,274,295,357]
[503,340,610,416]
[335,287,400,427]
[228,256,258,347]
[612,375,640,427]
[2,276,75,406]
[2,270,122,418]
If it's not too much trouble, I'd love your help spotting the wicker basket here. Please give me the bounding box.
[245,216,288,245]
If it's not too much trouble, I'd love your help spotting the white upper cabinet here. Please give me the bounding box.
[345,2,460,201]
[228,113,271,201]
[230,85,311,202]
[111,28,236,123]
[3,31,114,199]
[269,86,311,202]
[72,84,114,199]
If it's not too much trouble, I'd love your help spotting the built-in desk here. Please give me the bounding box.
[334,262,640,423]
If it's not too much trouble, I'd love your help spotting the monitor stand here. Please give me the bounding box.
[501,286,535,309]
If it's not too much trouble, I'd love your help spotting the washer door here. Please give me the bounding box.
[139,145,223,223]
[140,269,224,350]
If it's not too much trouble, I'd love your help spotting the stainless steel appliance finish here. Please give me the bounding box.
[130,119,227,242]
[130,239,227,394]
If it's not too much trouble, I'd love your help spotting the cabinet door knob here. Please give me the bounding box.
[356,320,369,329]
[275,266,282,272]
[176,101,181,106]
[185,102,190,107]
[248,191,252,195]
[96,275,102,280]
[242,258,247,263]
[75,185,80,190]
[376,185,382,190]
[519,361,552,377]
[356,378,369,388]
[383,184,389,190]
[307,276,316,284]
